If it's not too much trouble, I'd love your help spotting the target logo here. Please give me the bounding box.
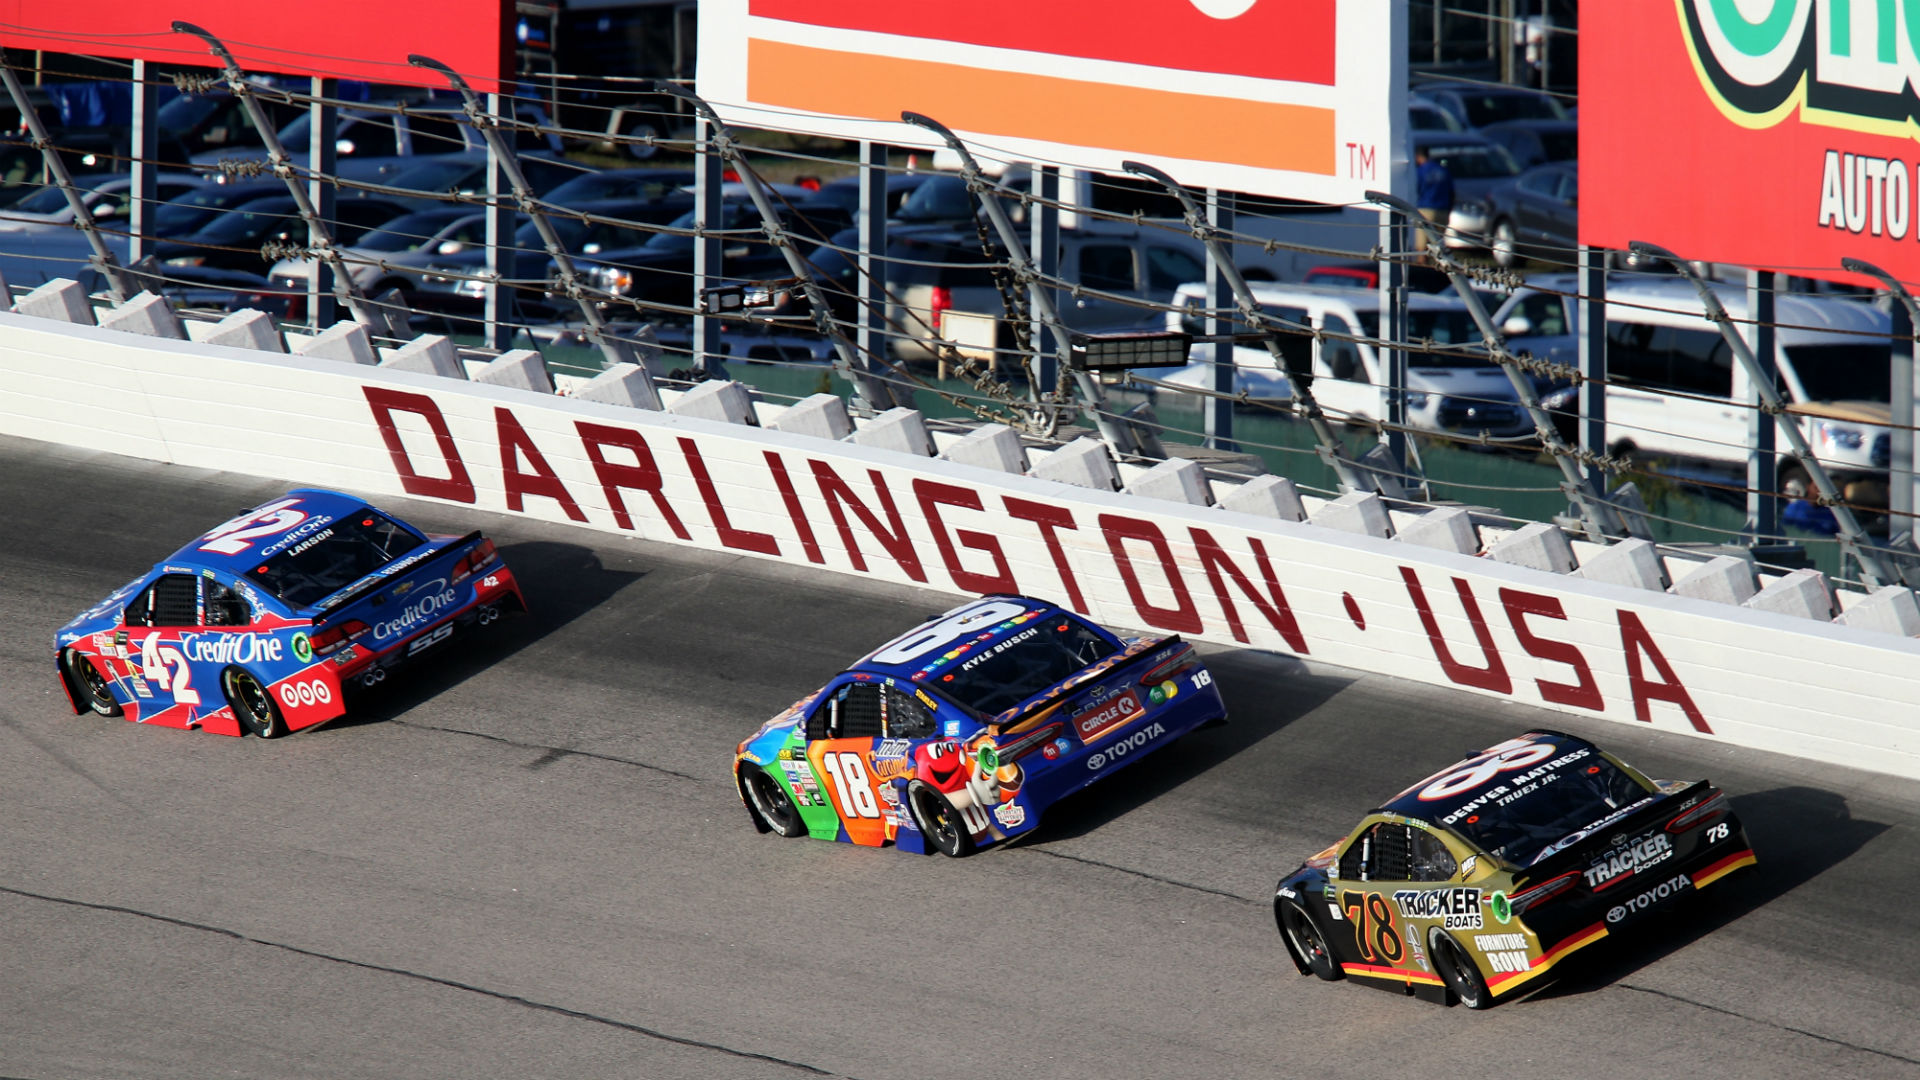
[277,678,335,709]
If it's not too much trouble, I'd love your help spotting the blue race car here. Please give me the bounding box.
[732,595,1228,855]
[53,488,525,738]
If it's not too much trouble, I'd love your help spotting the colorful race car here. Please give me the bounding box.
[733,594,1227,856]
[1273,730,1755,1008]
[53,488,525,738]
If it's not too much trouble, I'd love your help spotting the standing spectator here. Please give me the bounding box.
[1414,147,1453,262]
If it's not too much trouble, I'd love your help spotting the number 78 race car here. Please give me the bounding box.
[1273,730,1755,1008]
[733,595,1227,856]
[54,489,525,738]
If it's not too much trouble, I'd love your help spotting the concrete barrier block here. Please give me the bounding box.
[1311,490,1393,538]
[1745,567,1835,621]
[1125,457,1213,506]
[939,424,1028,474]
[1031,437,1119,491]
[1356,443,1409,500]
[1671,555,1757,606]
[1219,475,1306,522]
[574,362,662,410]
[768,393,853,441]
[473,349,553,393]
[668,379,756,425]
[294,321,377,365]
[16,278,95,325]
[97,291,184,339]
[380,334,465,378]
[850,407,934,457]
[1839,584,1920,636]
[204,309,283,353]
[1573,537,1666,591]
[1489,521,1577,574]
[1394,507,1479,554]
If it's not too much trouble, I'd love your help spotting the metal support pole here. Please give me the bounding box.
[1378,207,1410,471]
[1375,189,1622,539]
[1576,246,1607,489]
[904,112,1137,453]
[1633,240,1894,585]
[691,123,723,377]
[1842,256,1920,548]
[0,64,131,298]
[411,54,648,376]
[1127,159,1369,491]
[1203,188,1236,452]
[856,141,888,383]
[175,23,375,327]
[483,90,517,350]
[128,59,157,266]
[655,81,904,412]
[1031,165,1060,395]
[307,77,337,329]
[1743,269,1781,542]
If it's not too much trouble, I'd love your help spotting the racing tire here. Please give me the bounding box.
[743,769,805,838]
[907,780,976,858]
[63,648,121,717]
[1279,897,1342,981]
[1430,927,1493,1009]
[224,668,288,739]
[1490,219,1519,269]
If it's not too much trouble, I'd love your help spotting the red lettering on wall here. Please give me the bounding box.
[1498,588,1603,711]
[913,478,1017,595]
[574,421,690,539]
[765,451,824,565]
[1100,514,1203,634]
[1400,566,1513,694]
[494,408,586,522]
[1619,610,1711,733]
[679,437,781,556]
[1004,497,1086,612]
[361,386,475,503]
[809,460,927,582]
[1189,528,1308,652]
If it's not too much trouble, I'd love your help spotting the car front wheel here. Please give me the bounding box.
[744,769,805,837]
[1430,927,1493,1009]
[224,668,287,738]
[1279,896,1342,981]
[63,648,121,716]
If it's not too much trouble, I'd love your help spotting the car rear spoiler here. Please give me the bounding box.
[1509,779,1712,887]
[987,635,1188,737]
[311,530,484,619]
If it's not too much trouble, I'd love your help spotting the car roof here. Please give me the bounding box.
[1379,730,1599,824]
[155,488,390,576]
[849,595,1073,682]
[1173,279,1470,312]
[1517,273,1889,339]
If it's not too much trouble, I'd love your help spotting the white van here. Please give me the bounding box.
[1149,281,1537,440]
[1494,276,1894,501]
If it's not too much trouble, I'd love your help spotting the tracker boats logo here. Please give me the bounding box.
[1682,0,1920,134]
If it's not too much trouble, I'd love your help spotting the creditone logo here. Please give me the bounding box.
[179,633,283,665]
[1681,0,1920,134]
[370,579,458,640]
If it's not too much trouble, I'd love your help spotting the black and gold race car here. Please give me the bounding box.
[1273,730,1754,1008]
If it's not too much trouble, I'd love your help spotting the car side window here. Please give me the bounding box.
[203,578,251,627]
[1515,291,1567,336]
[1321,313,1363,382]
[883,686,937,738]
[806,682,885,741]
[1337,822,1412,881]
[125,574,199,627]
[1145,246,1204,293]
[1079,245,1135,292]
[1408,828,1459,882]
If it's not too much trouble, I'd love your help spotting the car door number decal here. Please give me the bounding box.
[199,498,307,556]
[138,633,200,707]
[821,752,881,818]
[1417,739,1559,801]
[1340,889,1405,964]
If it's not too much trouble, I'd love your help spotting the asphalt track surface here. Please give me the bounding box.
[4,433,1920,1080]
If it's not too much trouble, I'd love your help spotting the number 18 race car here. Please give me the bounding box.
[1273,730,1754,1008]
[54,488,525,738]
[733,595,1227,856]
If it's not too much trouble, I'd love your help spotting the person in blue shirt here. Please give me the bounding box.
[1414,148,1454,262]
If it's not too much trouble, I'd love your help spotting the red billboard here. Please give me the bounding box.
[1582,0,1920,285]
[0,1,510,89]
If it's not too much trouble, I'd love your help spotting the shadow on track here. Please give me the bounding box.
[1523,785,1887,1003]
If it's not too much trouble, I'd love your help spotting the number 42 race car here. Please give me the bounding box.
[54,488,525,738]
[1273,730,1755,1008]
[734,595,1227,856]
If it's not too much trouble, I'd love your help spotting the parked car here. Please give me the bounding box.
[1476,119,1577,170]
[1479,162,1578,269]
[155,89,306,157]
[152,194,412,273]
[355,151,585,211]
[540,166,694,207]
[808,171,940,219]
[0,130,192,207]
[1412,83,1570,129]
[1409,98,1466,133]
[1496,275,1896,504]
[266,206,484,300]
[192,100,562,184]
[1413,131,1522,250]
[0,173,204,231]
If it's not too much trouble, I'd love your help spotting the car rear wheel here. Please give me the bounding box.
[224,668,287,739]
[1491,219,1519,269]
[743,769,805,837]
[63,648,121,716]
[1279,897,1341,981]
[908,781,976,858]
[1430,927,1493,1009]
